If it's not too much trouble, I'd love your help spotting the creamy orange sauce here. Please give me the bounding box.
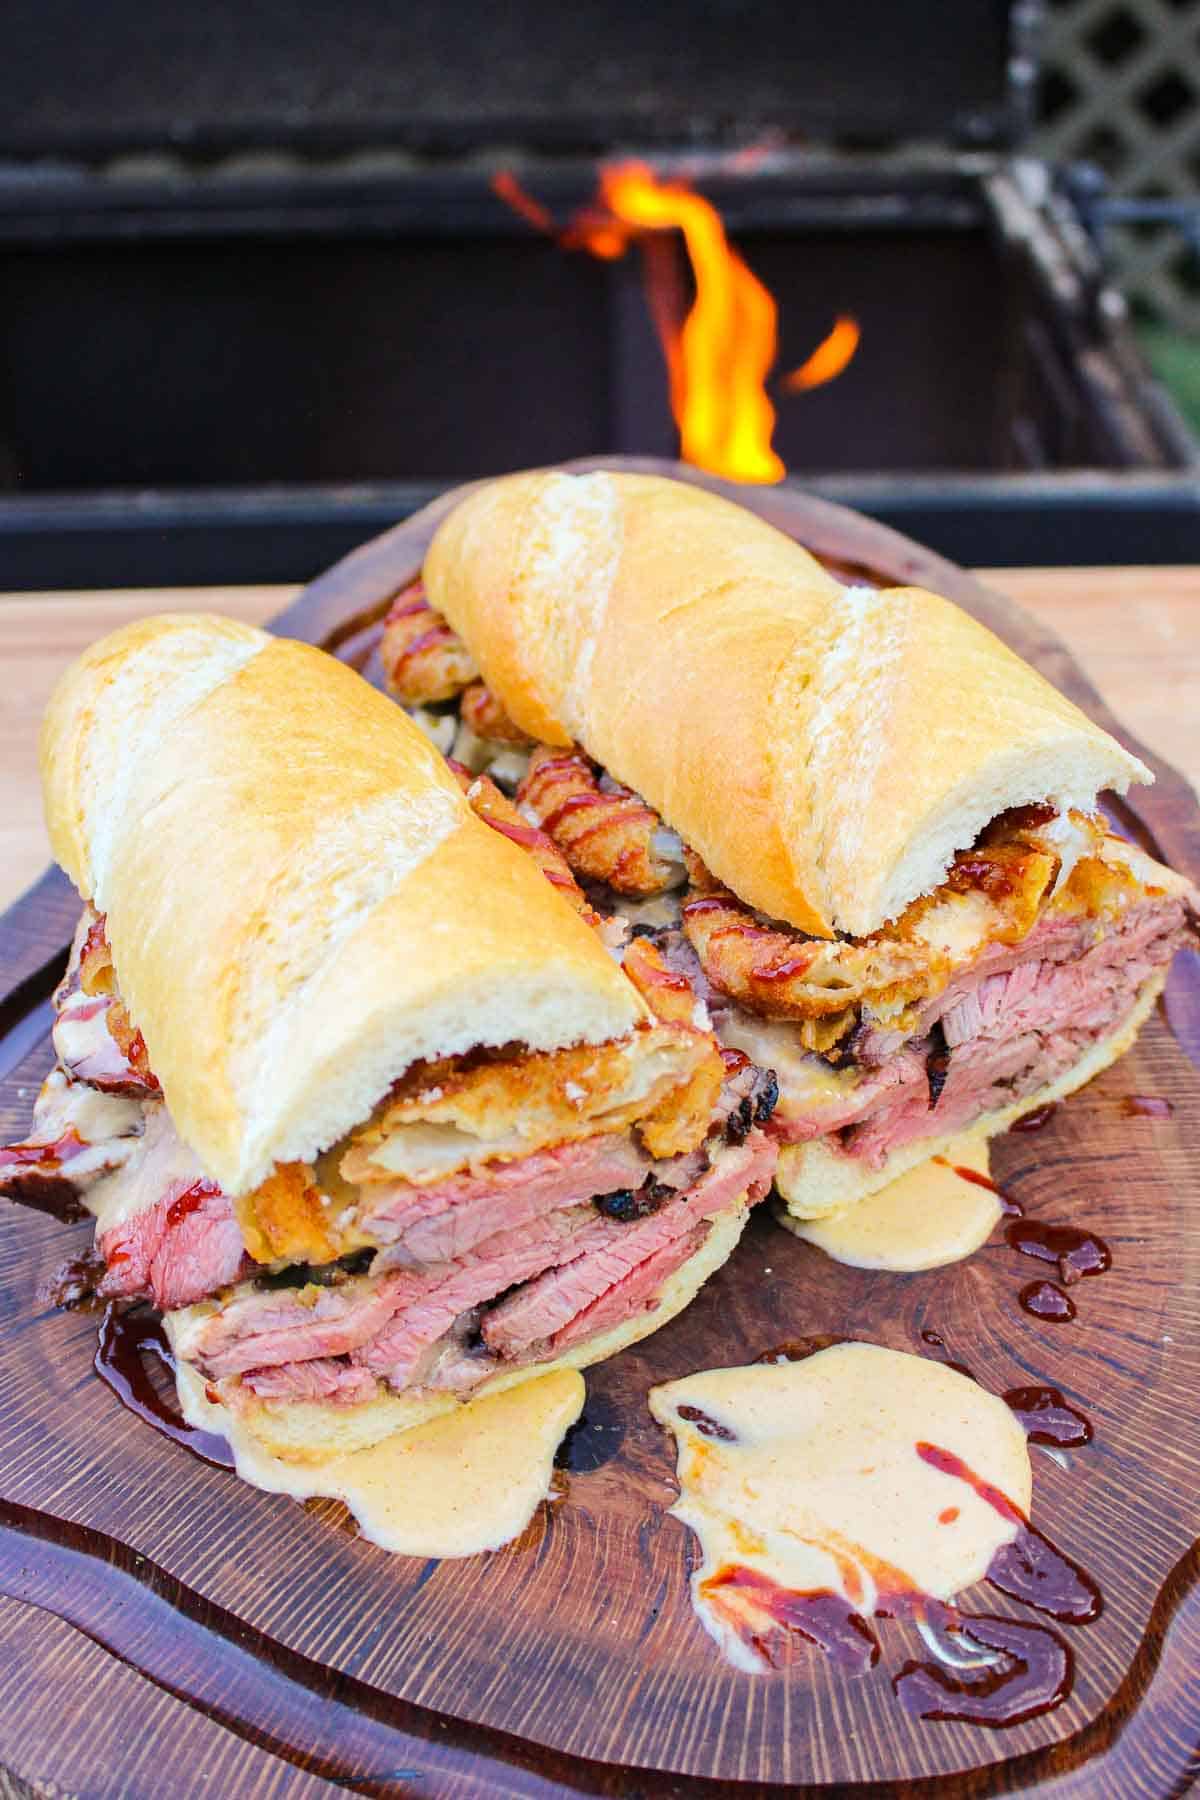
[650,1343,1030,1673]
[784,1135,1000,1271]
[175,1363,584,1559]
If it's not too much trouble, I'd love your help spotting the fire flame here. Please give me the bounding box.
[491,162,859,484]
[592,163,783,485]
[490,170,557,237]
[782,316,862,393]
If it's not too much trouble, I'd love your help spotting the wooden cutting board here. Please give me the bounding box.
[1,458,1197,1799]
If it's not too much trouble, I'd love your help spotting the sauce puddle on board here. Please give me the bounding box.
[171,1358,585,1559]
[102,1306,584,1559]
[651,1343,1100,1725]
[785,1135,1007,1272]
[1005,1220,1111,1287]
[96,1305,235,1470]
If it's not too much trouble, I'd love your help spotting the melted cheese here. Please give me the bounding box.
[86,1101,200,1234]
[786,1135,1000,1271]
[175,1362,584,1558]
[907,888,994,960]
[715,1013,859,1118]
[650,1344,1030,1673]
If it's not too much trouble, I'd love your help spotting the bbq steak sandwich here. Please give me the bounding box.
[1,612,776,1462]
[375,470,1195,1224]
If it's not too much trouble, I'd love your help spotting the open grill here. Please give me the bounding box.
[1,0,1196,582]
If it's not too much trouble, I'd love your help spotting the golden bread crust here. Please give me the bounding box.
[40,615,648,1194]
[425,473,1149,937]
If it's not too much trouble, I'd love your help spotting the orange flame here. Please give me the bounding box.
[489,171,558,236]
[491,161,860,484]
[594,163,783,485]
[782,315,861,393]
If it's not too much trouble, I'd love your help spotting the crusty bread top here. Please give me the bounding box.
[425,471,1150,937]
[40,614,646,1194]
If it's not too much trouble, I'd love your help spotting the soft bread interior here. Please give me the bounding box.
[425,472,1149,937]
[168,1199,750,1464]
[773,973,1164,1222]
[40,615,648,1195]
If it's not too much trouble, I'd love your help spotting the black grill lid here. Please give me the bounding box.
[4,0,1022,161]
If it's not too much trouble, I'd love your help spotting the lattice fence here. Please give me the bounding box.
[1033,0,1200,330]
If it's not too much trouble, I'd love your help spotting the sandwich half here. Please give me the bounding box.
[374,469,1195,1225]
[2,613,776,1463]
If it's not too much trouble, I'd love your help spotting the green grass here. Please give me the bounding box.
[1136,323,1200,437]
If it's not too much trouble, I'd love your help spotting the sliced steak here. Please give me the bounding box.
[545,1221,710,1356]
[201,1134,772,1405]
[191,1276,407,1380]
[359,1134,683,1265]
[480,1134,773,1360]
[841,892,1189,1169]
[94,1104,248,1308]
[240,1359,380,1407]
[352,1208,604,1387]
[100,1181,248,1309]
[771,1048,929,1144]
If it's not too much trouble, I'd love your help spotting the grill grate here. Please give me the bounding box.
[1034,0,1200,329]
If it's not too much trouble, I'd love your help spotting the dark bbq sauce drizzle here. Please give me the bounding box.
[888,1443,1102,1726]
[931,1156,1023,1216]
[1003,1385,1093,1448]
[676,1404,737,1442]
[38,1248,107,1311]
[1123,1094,1173,1118]
[894,1604,1074,1726]
[755,1333,850,1365]
[693,1342,1100,1725]
[918,1337,1095,1447]
[702,1565,880,1675]
[916,1443,1102,1623]
[554,1392,626,1473]
[1006,1220,1112,1286]
[1020,1279,1077,1321]
[1009,1103,1059,1133]
[94,1305,235,1471]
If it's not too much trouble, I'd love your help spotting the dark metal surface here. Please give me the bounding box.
[2,471,1198,592]
[2,0,1018,160]
[0,159,1187,501]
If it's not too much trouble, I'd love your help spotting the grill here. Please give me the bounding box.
[2,0,1197,585]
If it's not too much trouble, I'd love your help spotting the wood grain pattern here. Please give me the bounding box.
[0,461,1197,1798]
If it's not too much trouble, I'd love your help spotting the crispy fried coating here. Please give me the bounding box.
[379,579,478,705]
[681,890,918,1046]
[236,1162,340,1265]
[621,937,725,1158]
[78,912,115,996]
[518,745,683,897]
[681,809,1117,1042]
[459,680,532,745]
[77,910,160,1091]
[343,1022,713,1181]
[448,761,598,925]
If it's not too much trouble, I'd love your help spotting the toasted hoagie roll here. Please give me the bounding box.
[407,471,1195,1223]
[5,613,776,1465]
